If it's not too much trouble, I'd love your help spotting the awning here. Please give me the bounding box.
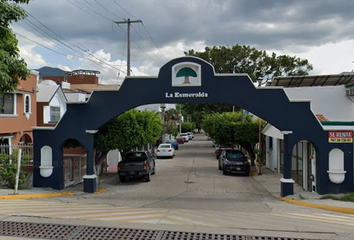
[262,124,284,139]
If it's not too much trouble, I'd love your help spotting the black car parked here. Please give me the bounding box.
[118,151,156,182]
[218,149,250,176]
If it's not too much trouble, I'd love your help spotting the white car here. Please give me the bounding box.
[187,132,193,140]
[179,133,189,142]
[156,143,175,158]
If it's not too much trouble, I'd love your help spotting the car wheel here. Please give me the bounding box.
[223,168,227,175]
[145,172,151,182]
[119,176,127,182]
[245,171,249,176]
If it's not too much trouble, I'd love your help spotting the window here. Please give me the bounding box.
[50,106,60,123]
[24,95,30,113]
[0,93,14,114]
[23,95,31,120]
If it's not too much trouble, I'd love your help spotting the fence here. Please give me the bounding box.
[0,144,33,166]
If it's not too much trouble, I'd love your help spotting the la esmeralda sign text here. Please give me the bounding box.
[165,92,208,98]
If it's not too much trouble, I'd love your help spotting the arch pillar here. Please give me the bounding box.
[280,131,294,197]
[83,130,97,193]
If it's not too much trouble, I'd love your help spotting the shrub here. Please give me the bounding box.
[0,149,28,189]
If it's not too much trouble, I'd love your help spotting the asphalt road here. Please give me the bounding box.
[58,133,279,212]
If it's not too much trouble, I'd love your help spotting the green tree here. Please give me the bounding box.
[94,109,162,174]
[202,112,263,166]
[185,45,312,82]
[162,108,179,137]
[181,122,196,133]
[64,110,162,180]
[181,103,236,132]
[0,0,31,94]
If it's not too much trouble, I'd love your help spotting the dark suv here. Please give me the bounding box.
[218,149,250,176]
[118,151,156,182]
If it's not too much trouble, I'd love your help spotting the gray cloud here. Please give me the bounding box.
[15,0,354,79]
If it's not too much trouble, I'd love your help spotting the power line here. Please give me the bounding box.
[93,0,123,20]
[66,0,92,16]
[15,3,124,75]
[131,24,165,66]
[67,0,166,69]
[0,24,68,57]
[22,11,78,55]
[141,22,168,62]
[11,1,166,79]
[110,0,167,63]
[112,0,139,20]
[114,19,142,76]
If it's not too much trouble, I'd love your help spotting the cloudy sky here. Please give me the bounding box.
[12,0,354,85]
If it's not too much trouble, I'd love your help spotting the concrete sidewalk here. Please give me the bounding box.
[253,167,354,214]
[1,168,354,215]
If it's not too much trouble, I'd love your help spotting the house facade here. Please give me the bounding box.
[263,73,354,193]
[37,80,67,127]
[0,70,39,150]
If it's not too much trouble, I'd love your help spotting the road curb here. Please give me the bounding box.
[94,188,106,194]
[0,192,74,200]
[279,196,354,215]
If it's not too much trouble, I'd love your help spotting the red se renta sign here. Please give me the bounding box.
[328,131,353,143]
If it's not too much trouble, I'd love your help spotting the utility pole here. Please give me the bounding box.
[114,18,142,76]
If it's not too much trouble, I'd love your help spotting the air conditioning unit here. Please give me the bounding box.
[346,89,354,102]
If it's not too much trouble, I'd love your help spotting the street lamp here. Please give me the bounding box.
[258,117,262,175]
[160,104,166,143]
[256,77,263,175]
[160,104,166,122]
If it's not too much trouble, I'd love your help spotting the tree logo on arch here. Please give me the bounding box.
[172,62,201,87]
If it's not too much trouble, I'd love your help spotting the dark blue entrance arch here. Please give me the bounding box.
[33,56,353,196]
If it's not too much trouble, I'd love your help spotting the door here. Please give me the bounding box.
[307,143,316,192]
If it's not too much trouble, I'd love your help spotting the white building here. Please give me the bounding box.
[262,73,354,192]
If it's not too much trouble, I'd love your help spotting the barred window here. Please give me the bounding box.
[24,95,30,113]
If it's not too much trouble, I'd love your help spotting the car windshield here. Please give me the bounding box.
[180,133,187,136]
[124,152,148,161]
[159,144,171,148]
[226,151,245,159]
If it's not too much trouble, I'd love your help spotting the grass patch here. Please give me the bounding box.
[321,192,354,202]
[337,192,354,202]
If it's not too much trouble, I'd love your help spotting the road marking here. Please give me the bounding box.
[5,199,354,229]
[166,211,232,227]
[273,212,354,226]
[70,211,167,220]
[0,199,239,226]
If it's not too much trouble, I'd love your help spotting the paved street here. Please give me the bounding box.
[1,134,354,239]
